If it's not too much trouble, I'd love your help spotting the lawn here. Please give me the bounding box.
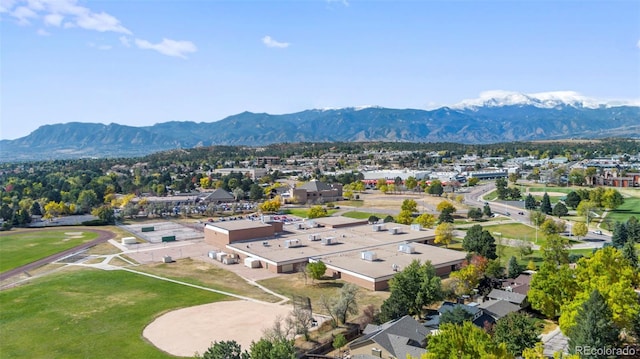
[480,223,540,243]
[134,258,280,302]
[341,211,388,220]
[258,273,389,317]
[282,208,339,218]
[607,197,640,224]
[0,229,99,273]
[0,267,226,358]
[527,187,574,194]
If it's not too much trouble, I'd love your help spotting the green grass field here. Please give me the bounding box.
[606,197,640,223]
[341,211,389,220]
[0,230,99,273]
[0,268,226,358]
[527,187,574,194]
[282,208,339,218]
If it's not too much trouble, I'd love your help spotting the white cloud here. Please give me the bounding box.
[119,35,131,47]
[3,0,198,58]
[262,35,290,48]
[11,5,37,24]
[43,12,62,26]
[74,10,130,34]
[135,38,197,59]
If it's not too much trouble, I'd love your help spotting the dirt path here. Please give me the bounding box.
[0,228,114,282]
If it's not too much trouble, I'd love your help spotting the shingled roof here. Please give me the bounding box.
[353,315,428,358]
[297,179,334,192]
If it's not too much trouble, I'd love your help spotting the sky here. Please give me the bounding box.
[1,0,639,140]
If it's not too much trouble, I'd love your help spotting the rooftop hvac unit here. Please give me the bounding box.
[371,348,382,357]
[308,234,321,241]
[361,251,377,261]
[297,223,305,230]
[398,243,415,254]
[208,250,218,259]
[322,236,335,245]
[390,227,402,235]
[372,224,382,232]
[392,263,400,272]
[284,239,302,248]
[410,224,422,231]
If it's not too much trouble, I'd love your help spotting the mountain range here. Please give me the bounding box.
[2,91,639,162]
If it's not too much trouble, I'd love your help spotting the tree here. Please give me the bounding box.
[507,256,522,278]
[559,247,640,333]
[91,205,115,224]
[334,283,359,325]
[440,305,473,325]
[602,188,624,210]
[565,191,581,209]
[423,322,511,359]
[30,201,42,216]
[576,200,598,225]
[308,205,328,219]
[540,193,552,214]
[401,198,418,212]
[524,194,537,210]
[379,260,442,321]
[415,213,436,228]
[434,222,454,248]
[249,184,264,201]
[541,235,570,266]
[627,216,640,243]
[367,215,379,224]
[622,239,638,270]
[611,221,628,248]
[332,333,347,355]
[463,225,497,259]
[249,338,295,359]
[259,196,281,213]
[396,209,414,225]
[508,172,519,185]
[467,207,483,221]
[198,340,249,359]
[528,263,577,318]
[552,202,568,218]
[567,290,620,358]
[540,218,560,236]
[572,222,588,240]
[483,203,493,218]
[305,261,326,284]
[438,208,455,224]
[493,312,541,356]
[529,211,546,228]
[404,176,418,192]
[427,180,443,196]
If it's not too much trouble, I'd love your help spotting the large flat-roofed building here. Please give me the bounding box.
[208,216,466,290]
[315,242,467,291]
[204,219,283,248]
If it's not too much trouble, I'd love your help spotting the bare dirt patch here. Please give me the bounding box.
[143,300,292,357]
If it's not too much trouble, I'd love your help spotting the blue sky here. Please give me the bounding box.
[1,0,639,140]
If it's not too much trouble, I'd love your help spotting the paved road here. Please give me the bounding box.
[0,228,114,282]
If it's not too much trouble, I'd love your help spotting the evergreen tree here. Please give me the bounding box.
[483,203,493,217]
[568,290,620,358]
[463,225,497,259]
[440,305,473,325]
[622,240,638,270]
[507,256,522,278]
[438,207,454,224]
[626,216,640,243]
[611,221,628,248]
[540,193,552,215]
[524,194,537,210]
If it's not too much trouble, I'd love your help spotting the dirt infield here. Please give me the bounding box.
[143,300,293,356]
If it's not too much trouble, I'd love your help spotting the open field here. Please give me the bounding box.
[282,208,339,218]
[258,273,389,317]
[0,267,225,358]
[0,229,98,273]
[134,258,281,303]
[341,210,389,220]
[527,187,574,194]
[607,197,640,223]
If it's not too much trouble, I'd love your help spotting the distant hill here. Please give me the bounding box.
[2,94,639,161]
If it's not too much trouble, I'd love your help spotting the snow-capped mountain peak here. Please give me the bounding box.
[452,90,604,109]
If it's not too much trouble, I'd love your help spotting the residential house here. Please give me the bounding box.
[349,315,428,358]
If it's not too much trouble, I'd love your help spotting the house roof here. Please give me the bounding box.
[354,315,428,357]
[298,179,335,192]
[202,188,235,202]
[487,288,527,305]
[477,299,521,319]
